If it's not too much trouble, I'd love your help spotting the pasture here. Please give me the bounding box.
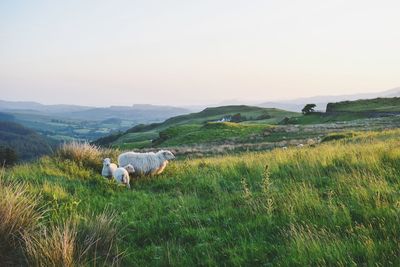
[1,130,399,266]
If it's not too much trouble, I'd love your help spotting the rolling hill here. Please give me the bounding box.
[93,98,400,156]
[94,105,299,149]
[259,87,400,112]
[0,100,190,141]
[326,97,400,113]
[0,121,54,161]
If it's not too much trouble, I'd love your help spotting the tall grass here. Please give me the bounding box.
[0,167,122,266]
[23,212,122,267]
[0,177,44,265]
[3,130,400,265]
[56,141,119,170]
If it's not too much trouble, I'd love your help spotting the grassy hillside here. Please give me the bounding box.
[1,104,190,142]
[126,105,298,132]
[326,97,400,113]
[154,122,269,147]
[96,105,299,149]
[2,130,399,265]
[0,121,54,161]
[281,112,368,125]
[97,99,400,151]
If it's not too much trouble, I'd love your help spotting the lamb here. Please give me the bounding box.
[113,164,134,189]
[118,150,175,176]
[101,158,117,179]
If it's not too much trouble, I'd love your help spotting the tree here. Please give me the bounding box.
[230,113,244,123]
[302,104,317,115]
[0,146,18,166]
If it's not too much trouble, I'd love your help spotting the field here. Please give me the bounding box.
[99,105,300,149]
[326,97,400,113]
[1,130,399,266]
[112,115,400,156]
[97,101,400,157]
[10,111,136,141]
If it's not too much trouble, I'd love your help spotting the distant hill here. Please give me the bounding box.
[66,105,189,121]
[259,87,400,112]
[326,97,400,113]
[0,121,53,161]
[0,99,91,113]
[0,112,15,121]
[0,100,190,122]
[0,100,190,141]
[126,105,297,133]
[93,105,299,148]
[282,96,400,125]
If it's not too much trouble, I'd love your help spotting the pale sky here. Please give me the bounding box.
[0,0,399,106]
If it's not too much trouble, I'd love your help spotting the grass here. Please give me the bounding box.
[2,131,400,265]
[282,112,367,125]
[0,172,122,266]
[326,97,400,112]
[106,106,299,148]
[0,179,44,265]
[153,122,269,147]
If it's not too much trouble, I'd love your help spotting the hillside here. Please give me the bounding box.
[0,100,190,141]
[0,121,53,161]
[95,100,400,153]
[94,105,299,148]
[259,87,400,112]
[2,130,399,265]
[326,97,400,113]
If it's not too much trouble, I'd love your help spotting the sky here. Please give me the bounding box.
[0,0,400,107]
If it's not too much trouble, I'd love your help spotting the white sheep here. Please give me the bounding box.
[101,158,117,179]
[118,150,175,176]
[113,164,134,189]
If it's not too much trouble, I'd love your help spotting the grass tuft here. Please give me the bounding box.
[0,175,44,264]
[56,141,119,170]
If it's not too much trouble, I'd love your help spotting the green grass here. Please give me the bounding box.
[2,129,400,265]
[154,122,269,147]
[326,97,400,113]
[105,106,300,148]
[283,112,367,125]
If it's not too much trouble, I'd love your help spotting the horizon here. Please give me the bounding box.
[1,1,400,106]
[0,86,399,109]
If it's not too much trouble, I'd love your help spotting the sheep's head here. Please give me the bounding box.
[124,164,135,174]
[103,158,112,167]
[158,150,175,161]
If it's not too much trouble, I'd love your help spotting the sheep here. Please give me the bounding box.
[118,150,175,176]
[297,144,304,148]
[102,158,117,179]
[113,164,134,188]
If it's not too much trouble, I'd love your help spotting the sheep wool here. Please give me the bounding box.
[113,167,131,188]
[118,150,175,176]
[102,158,117,179]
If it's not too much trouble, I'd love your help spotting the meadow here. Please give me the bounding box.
[1,129,399,266]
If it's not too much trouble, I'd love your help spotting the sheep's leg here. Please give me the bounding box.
[156,161,168,175]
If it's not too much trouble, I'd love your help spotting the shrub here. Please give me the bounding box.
[0,146,18,166]
[321,132,358,143]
